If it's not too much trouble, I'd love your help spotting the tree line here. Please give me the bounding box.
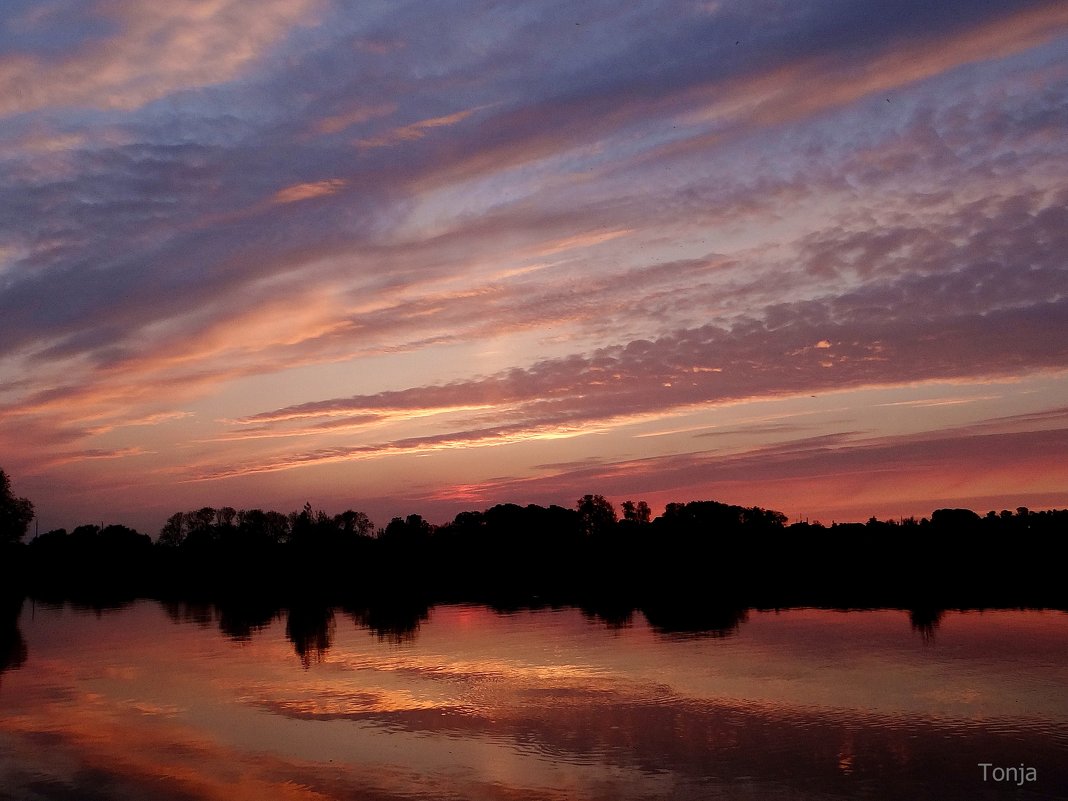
[2,464,1066,611]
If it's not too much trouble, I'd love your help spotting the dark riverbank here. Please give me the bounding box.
[3,500,1066,615]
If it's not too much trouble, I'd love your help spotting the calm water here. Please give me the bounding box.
[1,601,1066,801]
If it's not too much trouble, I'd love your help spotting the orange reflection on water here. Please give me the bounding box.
[2,602,1066,801]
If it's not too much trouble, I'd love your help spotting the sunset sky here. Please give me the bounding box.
[2,0,1067,534]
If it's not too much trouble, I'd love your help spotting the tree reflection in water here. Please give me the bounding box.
[345,600,430,644]
[908,607,944,643]
[0,595,27,683]
[286,605,336,668]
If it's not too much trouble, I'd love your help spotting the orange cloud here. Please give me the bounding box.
[0,282,351,442]
[188,418,616,481]
[534,229,632,257]
[313,103,396,135]
[271,179,348,204]
[355,107,483,149]
[36,446,151,470]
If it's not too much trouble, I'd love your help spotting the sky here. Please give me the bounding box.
[1,0,1067,535]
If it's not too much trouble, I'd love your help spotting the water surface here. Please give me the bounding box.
[2,601,1066,800]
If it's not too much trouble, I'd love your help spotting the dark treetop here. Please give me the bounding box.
[4,491,1066,613]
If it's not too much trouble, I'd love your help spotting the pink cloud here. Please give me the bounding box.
[0,0,323,114]
[271,179,348,205]
[355,107,486,149]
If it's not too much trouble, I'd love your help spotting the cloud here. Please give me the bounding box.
[737,2,1068,130]
[355,107,486,149]
[196,285,1068,479]
[2,0,1066,526]
[311,102,396,136]
[2,2,1064,382]
[0,0,323,114]
[27,446,152,472]
[270,179,348,205]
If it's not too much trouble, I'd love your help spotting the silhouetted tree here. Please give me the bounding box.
[99,524,151,549]
[930,508,981,529]
[264,510,291,543]
[740,505,787,530]
[29,527,68,549]
[577,494,616,536]
[236,508,269,542]
[334,509,374,538]
[181,507,219,552]
[158,512,187,548]
[18,489,1068,613]
[190,506,217,532]
[0,469,34,545]
[621,500,652,525]
[69,523,102,547]
[381,513,433,545]
[288,502,317,543]
[217,506,237,527]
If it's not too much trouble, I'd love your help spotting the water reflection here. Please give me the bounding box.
[643,603,749,637]
[909,607,944,643]
[6,595,1063,669]
[578,600,635,629]
[217,597,282,641]
[3,601,1067,801]
[0,595,26,679]
[153,597,433,663]
[286,604,335,667]
[344,598,430,644]
[161,598,215,627]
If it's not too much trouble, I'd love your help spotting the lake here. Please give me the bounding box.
[2,600,1066,800]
